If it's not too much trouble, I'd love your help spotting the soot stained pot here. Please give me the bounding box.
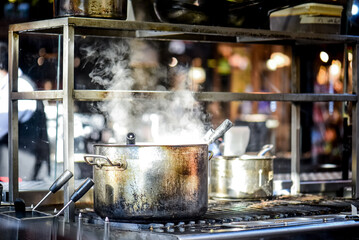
[85,143,211,220]
[54,0,127,19]
[84,120,232,220]
[210,144,275,199]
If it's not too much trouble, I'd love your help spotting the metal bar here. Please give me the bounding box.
[274,180,352,194]
[342,44,350,181]
[291,46,301,195]
[11,90,64,100]
[8,17,359,44]
[9,17,69,33]
[73,90,358,102]
[62,24,75,221]
[8,31,19,202]
[352,44,359,198]
[177,221,359,240]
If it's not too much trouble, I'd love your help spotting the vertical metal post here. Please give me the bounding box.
[291,45,301,195]
[352,44,359,198]
[63,24,75,221]
[8,31,19,202]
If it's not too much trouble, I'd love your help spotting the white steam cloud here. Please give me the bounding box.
[81,39,207,144]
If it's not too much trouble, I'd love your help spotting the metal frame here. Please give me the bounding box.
[7,17,359,220]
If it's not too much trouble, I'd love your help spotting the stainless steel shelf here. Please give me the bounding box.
[11,90,358,102]
[8,17,359,44]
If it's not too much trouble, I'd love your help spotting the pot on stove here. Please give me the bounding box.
[210,144,275,199]
[84,120,232,220]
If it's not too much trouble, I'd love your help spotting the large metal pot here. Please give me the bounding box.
[210,145,274,199]
[84,120,232,220]
[54,0,127,19]
[84,143,211,220]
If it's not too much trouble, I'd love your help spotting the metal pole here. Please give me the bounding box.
[62,24,75,221]
[291,45,301,195]
[8,31,19,202]
[352,44,359,198]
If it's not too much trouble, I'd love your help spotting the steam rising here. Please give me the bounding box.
[81,39,207,144]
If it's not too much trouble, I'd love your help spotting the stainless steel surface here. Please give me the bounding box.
[8,30,19,202]
[0,210,57,240]
[56,200,73,217]
[86,143,209,220]
[352,44,359,199]
[274,179,351,194]
[206,119,233,144]
[32,191,52,211]
[210,155,274,199]
[63,23,76,221]
[175,221,359,240]
[12,90,63,100]
[54,0,127,19]
[11,90,359,103]
[291,46,301,195]
[7,17,359,44]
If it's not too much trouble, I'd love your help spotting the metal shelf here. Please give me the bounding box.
[11,90,358,102]
[9,17,359,44]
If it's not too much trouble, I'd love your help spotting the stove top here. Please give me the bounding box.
[2,195,359,240]
[60,196,359,240]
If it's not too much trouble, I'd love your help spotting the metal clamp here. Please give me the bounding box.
[84,154,127,170]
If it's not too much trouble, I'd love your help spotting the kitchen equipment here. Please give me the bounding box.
[32,170,73,211]
[210,144,274,199]
[84,120,232,220]
[14,198,26,219]
[54,0,127,19]
[153,0,209,24]
[0,178,94,240]
[56,178,95,217]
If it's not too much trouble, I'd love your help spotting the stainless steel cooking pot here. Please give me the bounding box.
[83,120,233,220]
[210,144,274,199]
[84,143,211,220]
[54,0,127,19]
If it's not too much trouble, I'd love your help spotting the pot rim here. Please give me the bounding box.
[213,155,275,160]
[93,143,208,148]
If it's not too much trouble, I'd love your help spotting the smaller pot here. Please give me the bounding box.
[210,144,274,199]
[54,0,127,19]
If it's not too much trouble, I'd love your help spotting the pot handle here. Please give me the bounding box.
[208,150,214,161]
[83,154,127,170]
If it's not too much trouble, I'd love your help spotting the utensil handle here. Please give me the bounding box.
[84,154,127,169]
[257,144,274,156]
[206,119,233,144]
[55,178,94,217]
[70,178,94,203]
[49,170,73,193]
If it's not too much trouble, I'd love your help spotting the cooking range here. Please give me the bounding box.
[52,195,359,239]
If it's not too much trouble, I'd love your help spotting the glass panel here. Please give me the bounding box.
[19,34,61,91]
[0,100,52,182]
